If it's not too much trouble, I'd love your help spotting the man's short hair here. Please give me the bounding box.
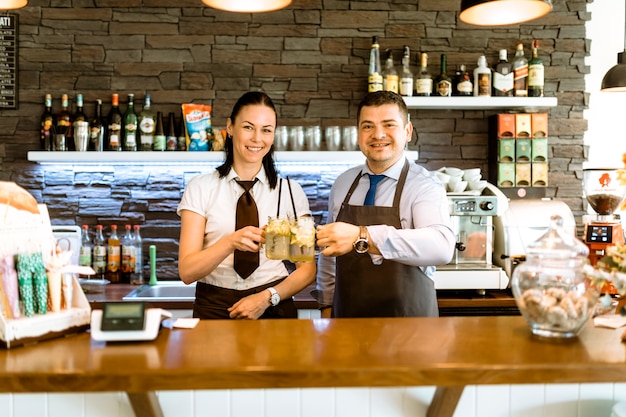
[357,91,409,125]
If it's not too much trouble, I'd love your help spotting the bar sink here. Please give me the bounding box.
[122,281,196,302]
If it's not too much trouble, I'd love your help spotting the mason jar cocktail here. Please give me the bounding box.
[289,216,316,262]
[265,216,292,260]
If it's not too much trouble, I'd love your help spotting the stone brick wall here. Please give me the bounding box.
[0,0,588,279]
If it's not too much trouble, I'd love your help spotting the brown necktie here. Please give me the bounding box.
[234,179,259,279]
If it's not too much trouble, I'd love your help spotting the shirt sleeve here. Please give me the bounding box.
[177,174,209,218]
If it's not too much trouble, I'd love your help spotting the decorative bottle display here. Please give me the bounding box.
[368,36,383,92]
[131,225,144,285]
[78,224,92,279]
[40,94,55,151]
[166,112,177,151]
[399,45,413,97]
[528,39,545,97]
[93,224,107,280]
[493,49,514,96]
[473,55,492,97]
[123,93,138,152]
[415,52,432,96]
[434,54,452,97]
[139,93,155,151]
[512,43,529,97]
[55,93,72,151]
[89,99,105,152]
[177,112,187,151]
[453,65,473,96]
[106,93,123,151]
[382,49,399,94]
[153,111,166,151]
[106,224,121,283]
[121,224,135,284]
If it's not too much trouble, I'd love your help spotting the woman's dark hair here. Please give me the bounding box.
[217,91,279,189]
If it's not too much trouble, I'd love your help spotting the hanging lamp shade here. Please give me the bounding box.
[459,0,552,26]
[0,0,27,9]
[202,0,291,13]
[601,6,626,91]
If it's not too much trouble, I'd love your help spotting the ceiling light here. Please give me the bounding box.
[202,0,291,13]
[459,0,553,26]
[0,0,27,9]
[601,5,626,91]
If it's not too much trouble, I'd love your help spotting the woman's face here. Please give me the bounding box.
[227,104,276,166]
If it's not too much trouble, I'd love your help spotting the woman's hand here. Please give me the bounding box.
[228,291,270,319]
[232,225,265,252]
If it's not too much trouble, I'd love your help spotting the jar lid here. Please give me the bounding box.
[526,215,589,260]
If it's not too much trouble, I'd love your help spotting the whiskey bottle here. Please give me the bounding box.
[55,94,72,150]
[473,55,492,97]
[89,99,105,152]
[493,49,514,97]
[528,40,545,97]
[434,54,452,97]
[138,94,155,151]
[153,111,166,151]
[512,43,529,97]
[123,93,138,151]
[453,65,473,96]
[415,53,433,96]
[106,93,123,151]
[106,224,121,283]
[40,94,55,151]
[368,36,383,92]
[166,112,177,151]
[399,45,413,97]
[382,49,399,94]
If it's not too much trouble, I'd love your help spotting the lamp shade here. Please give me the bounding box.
[601,53,626,92]
[202,0,291,12]
[459,0,553,26]
[0,0,26,9]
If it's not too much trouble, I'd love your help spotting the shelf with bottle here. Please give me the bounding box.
[402,96,557,110]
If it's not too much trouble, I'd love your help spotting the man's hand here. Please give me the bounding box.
[316,222,360,257]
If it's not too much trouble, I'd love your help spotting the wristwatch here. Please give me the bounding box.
[267,287,281,306]
[353,225,369,254]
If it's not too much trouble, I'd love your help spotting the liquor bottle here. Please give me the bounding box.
[528,39,545,97]
[106,93,123,151]
[40,94,55,151]
[93,225,107,280]
[89,99,105,152]
[368,35,383,93]
[415,53,432,96]
[73,93,87,127]
[382,49,399,94]
[399,45,413,97]
[493,49,514,97]
[177,112,187,151]
[139,93,155,151]
[78,224,92,279]
[121,224,134,284]
[166,112,177,151]
[72,93,88,152]
[434,54,452,97]
[106,224,121,283]
[153,111,166,151]
[453,65,473,96]
[55,93,72,150]
[473,55,492,97]
[131,225,144,285]
[512,43,529,97]
[123,93,138,152]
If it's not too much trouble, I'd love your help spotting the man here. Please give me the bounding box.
[314,91,455,318]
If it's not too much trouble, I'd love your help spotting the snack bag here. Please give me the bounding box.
[181,104,213,151]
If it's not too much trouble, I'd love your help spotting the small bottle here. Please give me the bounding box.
[382,49,399,94]
[434,54,452,97]
[166,112,177,151]
[55,93,72,150]
[123,93,138,152]
[78,224,92,279]
[493,49,514,97]
[399,45,413,97]
[106,93,123,151]
[368,35,383,93]
[415,53,432,97]
[106,224,121,283]
[153,111,166,151]
[73,93,87,129]
[40,94,55,151]
[453,65,473,96]
[512,43,529,97]
[177,112,187,151]
[473,55,492,97]
[93,225,107,280]
[89,99,105,152]
[120,224,135,284]
[138,94,155,151]
[528,39,545,97]
[131,225,144,285]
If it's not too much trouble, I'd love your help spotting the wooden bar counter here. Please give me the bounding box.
[0,316,625,417]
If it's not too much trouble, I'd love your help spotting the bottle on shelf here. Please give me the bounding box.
[368,35,383,93]
[434,53,452,97]
[78,224,92,279]
[106,93,123,151]
[473,55,492,97]
[123,93,138,152]
[106,224,121,283]
[177,112,187,151]
[72,93,88,152]
[131,225,144,285]
[40,94,55,151]
[55,93,72,151]
[399,45,413,97]
[415,52,433,97]
[382,49,399,94]
[166,112,177,151]
[138,93,155,151]
[453,65,473,96]
[493,49,514,97]
[93,224,107,280]
[528,39,545,97]
[512,43,529,97]
[121,224,135,284]
[73,93,87,128]
[153,111,166,151]
[89,99,105,152]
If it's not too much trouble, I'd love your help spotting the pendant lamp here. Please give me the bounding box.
[601,4,626,91]
[459,0,552,26]
[0,0,26,9]
[202,0,291,13]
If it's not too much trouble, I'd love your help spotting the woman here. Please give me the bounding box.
[177,92,315,319]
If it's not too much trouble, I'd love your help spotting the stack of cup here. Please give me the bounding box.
[305,126,322,151]
[342,126,358,151]
[289,126,305,151]
[435,167,487,193]
[274,126,289,151]
[325,126,341,151]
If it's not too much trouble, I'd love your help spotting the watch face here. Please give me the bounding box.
[270,293,280,306]
[354,239,369,254]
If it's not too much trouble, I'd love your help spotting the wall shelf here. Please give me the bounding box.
[403,96,558,110]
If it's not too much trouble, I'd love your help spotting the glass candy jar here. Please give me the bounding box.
[511,215,600,339]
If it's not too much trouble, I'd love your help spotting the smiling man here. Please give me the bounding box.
[314,91,455,318]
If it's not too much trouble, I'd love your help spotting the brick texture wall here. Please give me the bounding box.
[0,0,588,279]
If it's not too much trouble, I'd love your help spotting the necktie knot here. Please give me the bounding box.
[364,174,386,206]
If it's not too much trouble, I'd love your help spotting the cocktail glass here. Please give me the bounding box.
[265,216,292,260]
[289,216,316,262]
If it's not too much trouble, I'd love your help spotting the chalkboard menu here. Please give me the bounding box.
[0,14,17,109]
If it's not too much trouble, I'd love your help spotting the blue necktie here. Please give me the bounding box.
[364,174,385,206]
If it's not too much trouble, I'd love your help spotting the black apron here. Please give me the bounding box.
[332,160,439,318]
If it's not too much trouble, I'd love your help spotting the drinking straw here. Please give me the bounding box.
[286,177,298,218]
[276,178,282,217]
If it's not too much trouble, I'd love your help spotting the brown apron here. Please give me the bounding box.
[332,160,439,318]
